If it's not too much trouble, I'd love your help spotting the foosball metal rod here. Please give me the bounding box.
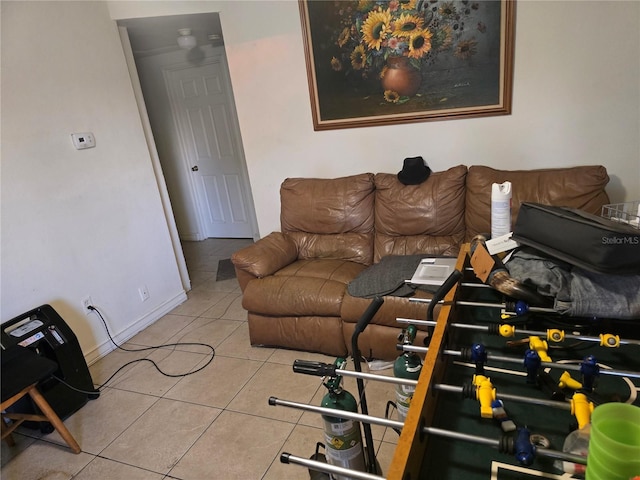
[280,453,385,480]
[326,367,571,411]
[461,282,493,288]
[396,317,640,347]
[431,383,572,411]
[332,368,418,386]
[397,344,640,380]
[409,297,558,314]
[408,281,492,289]
[269,397,587,465]
[423,426,587,464]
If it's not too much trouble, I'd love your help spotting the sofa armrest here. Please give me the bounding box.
[231,232,298,290]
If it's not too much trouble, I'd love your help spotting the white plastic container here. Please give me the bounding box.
[553,426,589,477]
[491,181,512,238]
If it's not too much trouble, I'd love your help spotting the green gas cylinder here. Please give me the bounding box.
[320,358,366,479]
[394,325,423,422]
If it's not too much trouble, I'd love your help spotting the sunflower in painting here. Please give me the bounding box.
[407,29,432,59]
[393,13,424,38]
[361,9,392,50]
[350,45,367,69]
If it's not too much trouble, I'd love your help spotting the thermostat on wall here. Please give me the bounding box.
[71,132,95,150]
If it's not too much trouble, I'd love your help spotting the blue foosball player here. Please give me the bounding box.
[515,427,536,466]
[524,349,541,384]
[580,355,599,392]
[471,343,487,375]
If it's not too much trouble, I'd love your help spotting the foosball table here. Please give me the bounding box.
[387,243,640,480]
[273,243,640,479]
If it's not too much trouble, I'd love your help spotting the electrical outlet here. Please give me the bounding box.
[81,296,93,315]
[138,285,150,302]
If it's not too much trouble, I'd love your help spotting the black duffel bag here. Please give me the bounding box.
[512,202,640,275]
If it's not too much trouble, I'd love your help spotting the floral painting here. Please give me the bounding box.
[299,0,515,130]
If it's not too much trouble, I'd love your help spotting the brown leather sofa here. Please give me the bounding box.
[231,165,610,360]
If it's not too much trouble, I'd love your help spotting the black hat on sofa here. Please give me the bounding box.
[397,156,431,185]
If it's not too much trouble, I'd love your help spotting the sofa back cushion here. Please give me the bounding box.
[465,165,610,240]
[373,165,468,261]
[281,173,375,265]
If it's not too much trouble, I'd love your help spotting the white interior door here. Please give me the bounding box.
[165,55,254,238]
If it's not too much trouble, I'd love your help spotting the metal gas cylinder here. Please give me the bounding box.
[320,359,366,479]
[394,325,423,422]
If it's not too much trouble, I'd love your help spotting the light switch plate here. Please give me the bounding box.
[71,132,95,150]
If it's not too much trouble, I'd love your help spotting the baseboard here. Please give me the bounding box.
[85,289,188,365]
[180,232,204,242]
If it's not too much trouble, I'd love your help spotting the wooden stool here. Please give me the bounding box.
[1,347,81,453]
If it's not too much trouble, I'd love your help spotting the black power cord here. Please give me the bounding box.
[79,305,216,391]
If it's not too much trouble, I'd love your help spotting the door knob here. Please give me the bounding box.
[191,166,199,171]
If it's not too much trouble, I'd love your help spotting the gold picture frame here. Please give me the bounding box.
[299,0,516,130]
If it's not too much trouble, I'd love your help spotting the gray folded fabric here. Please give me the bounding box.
[347,255,427,298]
[505,248,640,319]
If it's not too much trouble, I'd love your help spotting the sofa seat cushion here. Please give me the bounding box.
[342,292,443,360]
[465,165,610,240]
[276,259,366,284]
[341,291,439,329]
[248,313,347,357]
[374,165,468,261]
[242,259,367,317]
[343,323,429,361]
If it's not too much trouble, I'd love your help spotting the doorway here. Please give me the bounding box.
[116,13,259,290]
[162,56,255,239]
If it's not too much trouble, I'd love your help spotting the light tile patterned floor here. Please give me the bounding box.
[1,238,399,479]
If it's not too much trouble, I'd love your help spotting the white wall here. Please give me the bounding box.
[110,0,640,236]
[1,1,186,362]
[1,0,637,362]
